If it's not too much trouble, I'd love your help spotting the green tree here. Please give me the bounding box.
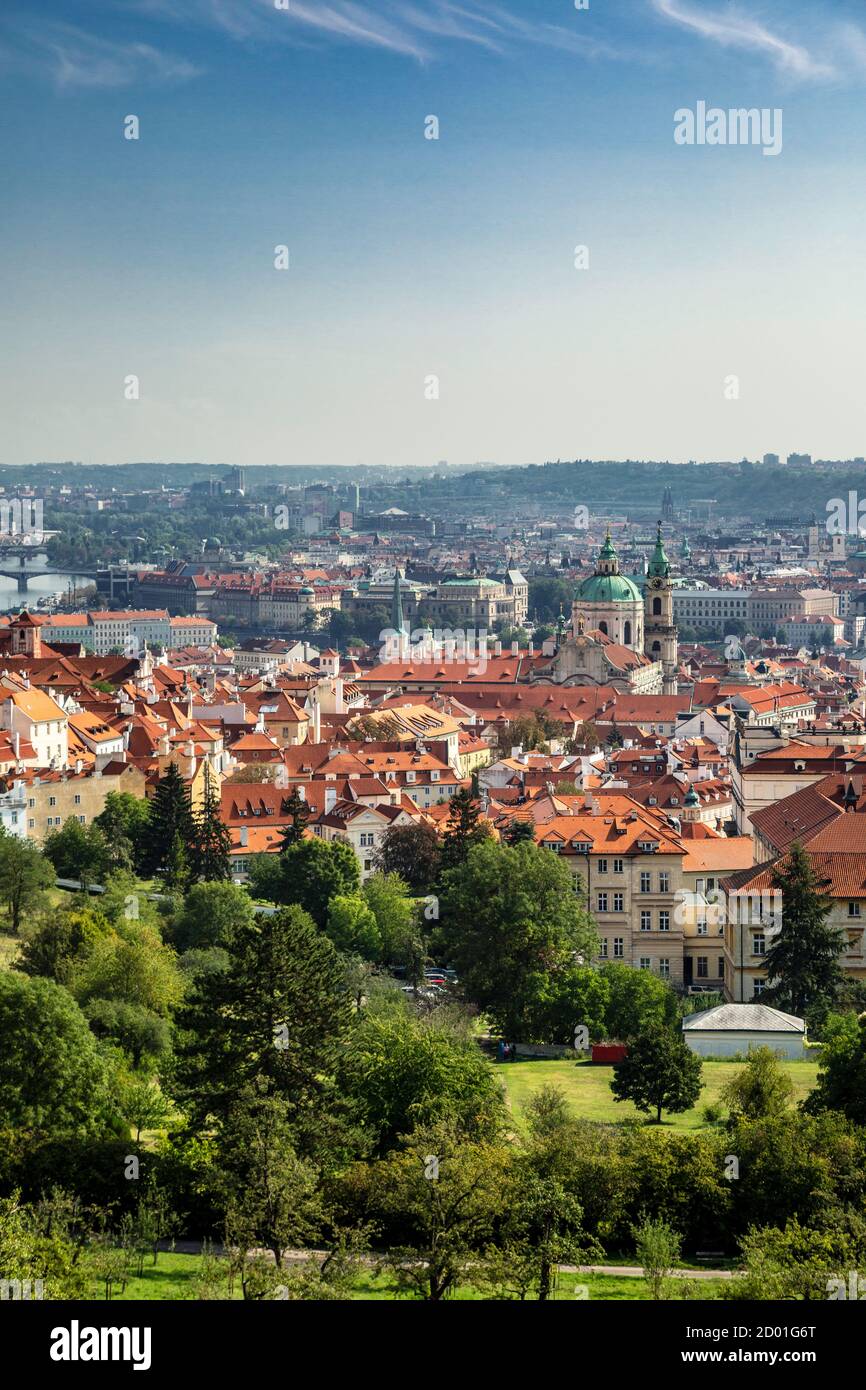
[84,998,171,1068]
[763,843,845,1017]
[633,1217,682,1300]
[803,1012,866,1125]
[610,1023,703,1124]
[119,1075,173,1143]
[190,767,232,883]
[70,925,184,1018]
[361,1121,510,1302]
[277,787,310,851]
[727,1218,865,1301]
[721,1046,795,1122]
[326,895,381,959]
[362,872,418,967]
[0,974,116,1137]
[340,1001,505,1154]
[0,833,54,933]
[142,764,195,880]
[600,962,679,1041]
[0,1192,88,1299]
[42,819,108,891]
[218,1087,323,1274]
[93,792,151,875]
[439,787,491,873]
[171,880,254,954]
[373,822,440,893]
[436,840,598,1039]
[524,964,610,1046]
[249,837,360,927]
[16,904,112,985]
[503,820,536,847]
[173,905,351,1127]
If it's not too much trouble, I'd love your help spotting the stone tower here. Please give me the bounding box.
[644,523,678,695]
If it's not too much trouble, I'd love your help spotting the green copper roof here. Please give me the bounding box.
[598,532,618,563]
[576,573,643,604]
[648,523,671,579]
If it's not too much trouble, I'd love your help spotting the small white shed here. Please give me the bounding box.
[682,1003,806,1060]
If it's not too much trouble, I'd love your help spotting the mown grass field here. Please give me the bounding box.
[92,1252,729,1301]
[498,1057,820,1130]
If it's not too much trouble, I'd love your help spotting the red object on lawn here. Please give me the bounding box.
[591,1044,628,1064]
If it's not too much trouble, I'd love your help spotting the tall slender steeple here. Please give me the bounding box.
[644,522,678,695]
[391,568,405,635]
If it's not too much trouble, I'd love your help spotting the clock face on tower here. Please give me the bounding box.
[650,578,663,589]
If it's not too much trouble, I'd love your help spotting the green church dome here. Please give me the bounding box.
[576,572,642,604]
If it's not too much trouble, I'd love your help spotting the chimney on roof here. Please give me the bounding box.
[511,640,519,657]
[495,640,502,657]
[239,825,248,847]
[325,786,337,813]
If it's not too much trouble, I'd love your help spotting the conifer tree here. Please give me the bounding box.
[191,766,232,882]
[763,842,846,1018]
[439,787,490,873]
[278,786,310,852]
[143,763,196,880]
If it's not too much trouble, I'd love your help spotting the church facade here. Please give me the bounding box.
[534,527,679,695]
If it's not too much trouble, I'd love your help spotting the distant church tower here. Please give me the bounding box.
[644,523,678,695]
[662,487,674,524]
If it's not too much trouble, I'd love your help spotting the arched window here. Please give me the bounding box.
[624,621,632,645]
[652,640,661,654]
[599,621,608,636]
[653,597,662,616]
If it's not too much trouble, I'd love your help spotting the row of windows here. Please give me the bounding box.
[598,943,724,979]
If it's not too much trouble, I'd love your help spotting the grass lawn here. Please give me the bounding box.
[0,927,21,970]
[89,1252,728,1301]
[498,1057,819,1131]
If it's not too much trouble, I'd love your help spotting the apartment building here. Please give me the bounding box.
[1,687,68,768]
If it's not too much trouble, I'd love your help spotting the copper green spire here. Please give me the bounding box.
[597,528,619,575]
[648,521,670,579]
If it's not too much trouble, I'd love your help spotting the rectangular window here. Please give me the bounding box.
[659,959,670,979]
[697,918,708,936]
[718,957,725,978]
[753,934,765,956]
[597,893,608,913]
[613,858,623,874]
[613,938,624,959]
[599,939,608,959]
[74,794,81,805]
[597,858,608,874]
[640,872,652,893]
[697,957,708,978]
[639,957,651,971]
[613,892,624,912]
[640,911,652,932]
[659,912,670,932]
[49,796,56,807]
[849,902,861,918]
[754,979,766,997]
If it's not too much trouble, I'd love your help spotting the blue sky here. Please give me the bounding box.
[3,0,866,470]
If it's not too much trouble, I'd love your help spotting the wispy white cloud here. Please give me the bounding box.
[650,0,835,80]
[120,0,627,63]
[1,19,202,87]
